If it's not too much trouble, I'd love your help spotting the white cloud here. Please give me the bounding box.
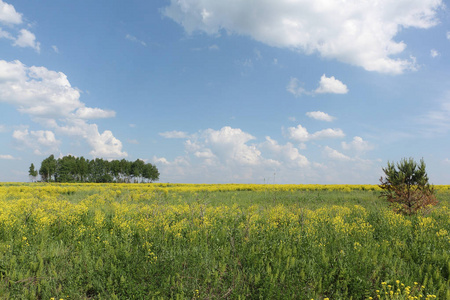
[52,45,59,53]
[0,60,126,158]
[286,124,309,142]
[312,128,345,139]
[200,126,262,165]
[286,124,345,142]
[0,28,13,40]
[315,74,348,94]
[430,49,439,58]
[129,123,136,128]
[287,75,347,97]
[342,136,373,153]
[152,126,378,184]
[286,77,308,97]
[0,0,22,25]
[0,2,40,52]
[159,130,189,139]
[262,137,308,168]
[163,0,442,74]
[13,29,40,52]
[209,44,219,50]
[306,111,335,122]
[75,107,116,119]
[125,34,147,46]
[0,154,15,160]
[324,146,351,161]
[194,149,215,159]
[154,127,302,183]
[13,129,60,155]
[447,32,450,40]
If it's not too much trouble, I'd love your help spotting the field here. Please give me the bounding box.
[0,183,450,299]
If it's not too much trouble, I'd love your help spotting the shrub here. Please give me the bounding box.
[379,158,438,215]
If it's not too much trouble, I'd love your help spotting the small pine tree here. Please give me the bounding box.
[379,158,438,215]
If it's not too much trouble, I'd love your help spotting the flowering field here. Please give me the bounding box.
[0,183,449,299]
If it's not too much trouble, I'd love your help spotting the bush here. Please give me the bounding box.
[379,158,438,215]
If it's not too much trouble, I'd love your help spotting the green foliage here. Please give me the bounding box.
[379,158,438,215]
[33,155,159,183]
[28,163,38,182]
[0,185,449,299]
[38,155,57,182]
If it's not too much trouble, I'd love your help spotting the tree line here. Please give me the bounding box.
[28,155,159,183]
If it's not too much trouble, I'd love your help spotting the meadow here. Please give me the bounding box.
[0,183,449,299]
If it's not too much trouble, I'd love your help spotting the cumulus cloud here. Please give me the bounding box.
[198,126,263,165]
[430,49,439,58]
[52,45,59,53]
[447,32,450,40]
[0,0,22,25]
[13,129,60,155]
[0,59,126,158]
[13,29,40,52]
[286,124,345,142]
[75,107,116,119]
[324,146,351,161]
[0,154,15,160]
[342,136,373,153]
[262,137,308,168]
[163,0,442,74]
[152,125,378,183]
[0,2,41,52]
[159,130,189,139]
[287,75,347,97]
[153,127,301,183]
[315,75,348,94]
[0,28,13,40]
[286,77,308,97]
[306,111,335,122]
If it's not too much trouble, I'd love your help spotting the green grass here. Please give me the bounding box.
[0,185,449,299]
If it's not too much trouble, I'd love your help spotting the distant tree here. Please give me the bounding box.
[131,159,145,183]
[379,158,438,215]
[110,160,121,182]
[55,155,77,182]
[35,154,159,183]
[120,159,132,183]
[77,157,89,182]
[39,155,57,182]
[143,163,159,183]
[28,163,38,182]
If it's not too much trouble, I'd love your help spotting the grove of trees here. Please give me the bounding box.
[31,155,159,183]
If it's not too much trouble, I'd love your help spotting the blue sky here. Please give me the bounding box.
[0,0,449,184]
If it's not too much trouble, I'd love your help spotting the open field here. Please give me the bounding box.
[0,183,449,299]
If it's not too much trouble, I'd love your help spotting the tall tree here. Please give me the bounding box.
[34,154,159,183]
[131,159,145,183]
[39,155,57,182]
[143,163,159,183]
[28,163,38,182]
